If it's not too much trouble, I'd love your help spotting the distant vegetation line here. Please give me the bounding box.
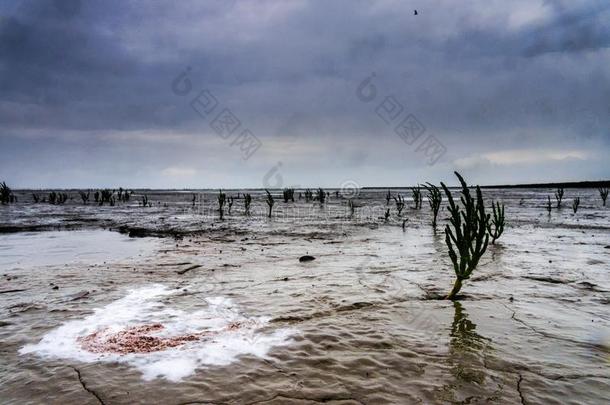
[7,180,610,191]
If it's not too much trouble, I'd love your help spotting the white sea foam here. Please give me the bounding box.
[19,284,296,382]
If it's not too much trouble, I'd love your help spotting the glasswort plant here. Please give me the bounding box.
[486,201,505,244]
[441,172,489,300]
[555,187,564,209]
[393,194,405,216]
[218,190,226,219]
[572,197,580,214]
[265,189,275,217]
[423,183,442,229]
[0,182,13,205]
[411,185,422,209]
[599,187,608,206]
[244,193,252,215]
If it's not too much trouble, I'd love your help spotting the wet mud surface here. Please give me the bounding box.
[1,188,609,404]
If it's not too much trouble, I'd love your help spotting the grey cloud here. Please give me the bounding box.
[0,0,608,187]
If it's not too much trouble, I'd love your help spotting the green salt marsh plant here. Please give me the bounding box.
[555,187,564,209]
[572,197,580,214]
[393,194,405,216]
[441,172,489,300]
[0,182,12,204]
[424,183,442,229]
[99,189,114,206]
[79,190,90,204]
[48,192,68,205]
[32,193,40,203]
[304,189,313,202]
[140,194,151,207]
[384,208,390,221]
[116,187,130,203]
[265,189,274,217]
[385,189,391,205]
[486,201,505,244]
[282,188,295,203]
[599,188,608,206]
[244,193,252,215]
[546,196,552,213]
[316,188,326,203]
[411,185,422,209]
[217,190,226,219]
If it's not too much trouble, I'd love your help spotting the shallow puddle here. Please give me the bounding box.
[0,230,159,269]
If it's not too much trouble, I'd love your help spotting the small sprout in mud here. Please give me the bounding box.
[115,187,129,203]
[486,201,505,244]
[141,194,150,208]
[423,183,442,229]
[99,189,114,206]
[32,193,40,203]
[385,189,391,205]
[0,182,14,205]
[316,188,326,204]
[599,187,608,206]
[572,197,580,214]
[441,172,489,300]
[217,190,226,219]
[384,208,390,221]
[546,196,552,213]
[411,185,423,209]
[244,193,252,215]
[79,190,90,204]
[304,189,313,202]
[48,192,68,205]
[282,188,295,203]
[265,189,275,217]
[393,194,405,216]
[227,196,234,214]
[555,187,564,209]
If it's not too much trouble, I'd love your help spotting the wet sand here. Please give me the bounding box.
[1,188,609,404]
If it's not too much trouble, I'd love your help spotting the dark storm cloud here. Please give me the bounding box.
[0,0,608,188]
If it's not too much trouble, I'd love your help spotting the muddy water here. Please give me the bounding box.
[0,188,609,404]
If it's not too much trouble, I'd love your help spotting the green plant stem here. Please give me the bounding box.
[445,278,463,300]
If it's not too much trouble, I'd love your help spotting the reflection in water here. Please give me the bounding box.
[438,301,495,402]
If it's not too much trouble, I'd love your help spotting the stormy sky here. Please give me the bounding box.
[0,0,608,188]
